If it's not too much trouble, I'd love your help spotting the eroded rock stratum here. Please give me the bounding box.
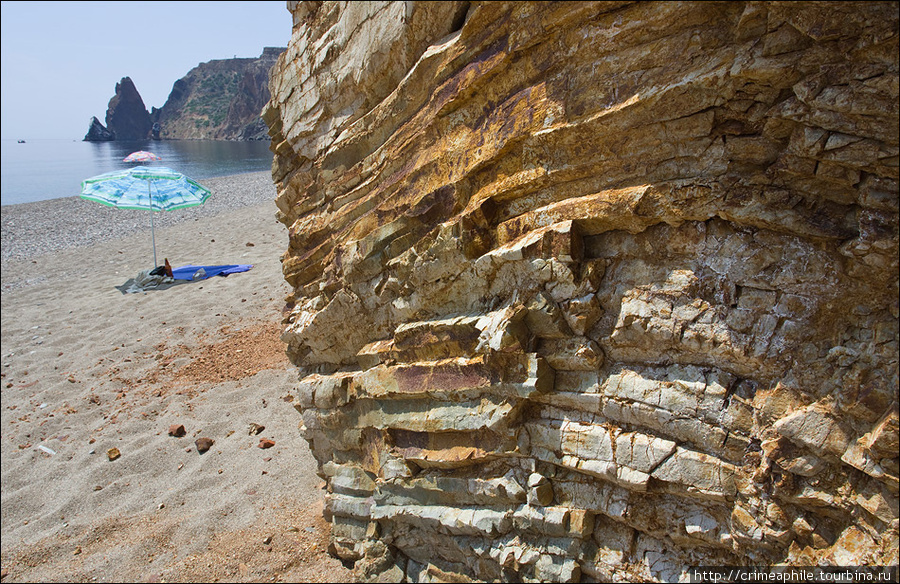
[264,1,899,581]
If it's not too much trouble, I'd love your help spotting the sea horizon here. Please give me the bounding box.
[1,138,275,207]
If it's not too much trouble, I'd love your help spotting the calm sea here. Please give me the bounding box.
[0,139,275,206]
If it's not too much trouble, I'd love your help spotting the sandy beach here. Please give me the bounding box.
[1,172,354,582]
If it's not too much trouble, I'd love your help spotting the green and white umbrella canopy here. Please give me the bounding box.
[80,166,211,212]
[80,166,212,266]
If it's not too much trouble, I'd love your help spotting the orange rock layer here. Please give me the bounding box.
[264,2,898,581]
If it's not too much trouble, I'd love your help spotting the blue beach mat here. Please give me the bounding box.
[116,264,254,294]
[171,264,253,280]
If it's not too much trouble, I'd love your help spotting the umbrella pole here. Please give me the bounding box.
[150,209,158,268]
[148,181,158,267]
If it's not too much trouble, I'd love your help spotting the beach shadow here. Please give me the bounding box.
[115,277,196,295]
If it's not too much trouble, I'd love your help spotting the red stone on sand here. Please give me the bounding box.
[195,437,215,453]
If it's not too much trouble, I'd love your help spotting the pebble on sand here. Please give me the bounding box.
[195,437,215,453]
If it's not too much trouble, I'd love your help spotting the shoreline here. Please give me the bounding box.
[1,171,278,265]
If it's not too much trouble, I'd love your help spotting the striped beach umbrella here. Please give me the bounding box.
[80,166,211,267]
[123,150,161,163]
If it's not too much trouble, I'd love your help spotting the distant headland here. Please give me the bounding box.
[84,47,284,142]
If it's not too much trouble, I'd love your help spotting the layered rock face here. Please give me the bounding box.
[264,1,899,581]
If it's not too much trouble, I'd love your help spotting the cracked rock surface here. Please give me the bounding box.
[265,1,898,581]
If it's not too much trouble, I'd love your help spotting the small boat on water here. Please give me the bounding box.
[17,139,25,143]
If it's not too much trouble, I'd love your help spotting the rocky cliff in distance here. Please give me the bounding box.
[151,47,284,140]
[106,76,153,141]
[84,116,115,142]
[83,76,151,141]
[83,49,284,142]
[265,1,898,582]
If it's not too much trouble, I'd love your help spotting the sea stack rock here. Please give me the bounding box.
[104,76,152,141]
[266,1,899,581]
[83,116,114,141]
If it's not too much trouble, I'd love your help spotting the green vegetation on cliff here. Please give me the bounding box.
[151,47,284,141]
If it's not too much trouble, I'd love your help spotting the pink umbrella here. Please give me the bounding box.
[123,150,161,163]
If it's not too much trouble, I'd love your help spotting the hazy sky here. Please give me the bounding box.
[1,1,291,140]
